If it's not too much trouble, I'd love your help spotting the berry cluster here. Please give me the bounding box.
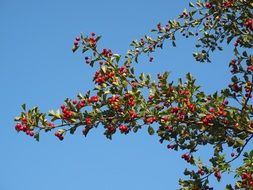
[119,124,129,134]
[241,172,253,189]
[101,48,112,58]
[214,170,221,181]
[244,19,253,31]
[88,95,99,103]
[94,70,115,85]
[15,123,34,137]
[61,105,73,120]
[181,153,192,163]
[54,130,64,141]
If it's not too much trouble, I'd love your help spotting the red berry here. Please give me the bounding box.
[214,171,221,181]
[85,117,92,125]
[119,124,129,134]
[21,117,27,123]
[29,131,34,137]
[15,123,22,131]
[74,41,79,46]
[206,2,212,9]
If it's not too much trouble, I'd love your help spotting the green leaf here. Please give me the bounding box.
[34,133,40,142]
[101,65,107,73]
[14,117,21,121]
[189,2,195,7]
[172,41,176,47]
[186,72,192,81]
[70,126,78,134]
[21,104,26,111]
[148,126,155,135]
[96,36,101,42]
[72,45,79,53]
[227,36,233,44]
[82,47,89,53]
[242,51,248,57]
[133,126,139,133]
[140,73,145,81]
[114,54,121,63]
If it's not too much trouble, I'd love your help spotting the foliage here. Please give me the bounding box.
[14,0,253,189]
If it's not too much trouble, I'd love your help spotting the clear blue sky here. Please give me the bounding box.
[0,0,237,189]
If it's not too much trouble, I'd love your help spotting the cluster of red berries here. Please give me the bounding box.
[77,99,86,109]
[214,170,221,181]
[73,36,80,46]
[171,106,179,114]
[88,32,97,47]
[241,172,253,188]
[128,111,138,120]
[131,81,137,89]
[206,2,213,9]
[229,82,242,93]
[118,66,128,76]
[244,19,253,31]
[15,123,34,137]
[88,95,99,103]
[179,89,190,97]
[202,114,215,125]
[223,1,233,8]
[145,116,157,124]
[181,153,191,163]
[119,124,129,134]
[182,99,196,113]
[105,125,116,135]
[247,65,253,72]
[148,95,154,102]
[229,59,238,74]
[85,117,92,125]
[202,102,228,125]
[101,48,113,58]
[108,95,121,110]
[124,93,136,107]
[94,70,115,85]
[54,130,64,141]
[244,83,253,98]
[165,125,173,132]
[47,122,55,129]
[61,105,73,120]
[197,169,205,176]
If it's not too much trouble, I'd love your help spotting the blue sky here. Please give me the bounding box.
[0,0,238,189]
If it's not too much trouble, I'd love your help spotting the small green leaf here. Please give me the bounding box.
[101,65,107,73]
[189,2,195,7]
[186,73,192,81]
[242,51,248,57]
[114,54,121,63]
[21,104,26,111]
[148,126,155,135]
[70,126,77,134]
[34,133,40,142]
[72,45,79,53]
